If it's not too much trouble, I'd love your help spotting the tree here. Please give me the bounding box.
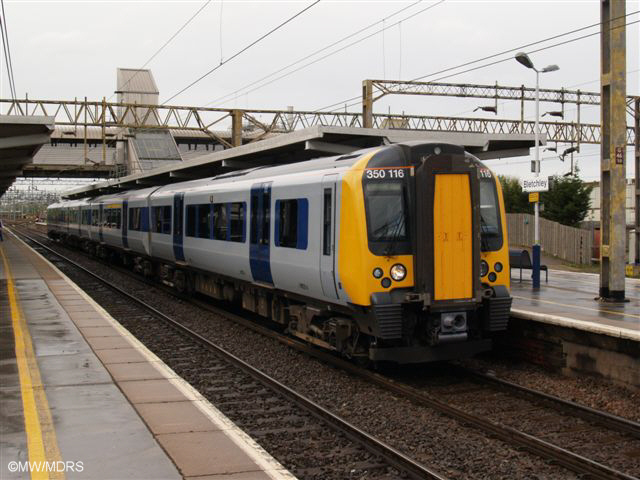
[541,173,592,228]
[498,175,532,214]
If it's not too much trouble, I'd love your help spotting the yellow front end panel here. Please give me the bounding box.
[433,174,472,300]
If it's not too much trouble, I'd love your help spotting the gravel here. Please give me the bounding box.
[33,234,640,479]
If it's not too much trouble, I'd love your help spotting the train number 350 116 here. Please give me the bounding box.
[365,168,405,179]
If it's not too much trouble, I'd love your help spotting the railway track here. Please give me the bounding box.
[13,228,443,480]
[15,227,640,480]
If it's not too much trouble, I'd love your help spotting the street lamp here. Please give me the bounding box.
[515,52,559,289]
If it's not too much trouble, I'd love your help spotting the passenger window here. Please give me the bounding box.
[276,198,308,250]
[277,200,298,248]
[250,195,258,244]
[153,206,172,234]
[323,189,332,256]
[186,205,196,237]
[198,204,211,239]
[261,192,270,245]
[129,208,141,231]
[213,203,227,240]
[163,206,172,234]
[229,202,245,242]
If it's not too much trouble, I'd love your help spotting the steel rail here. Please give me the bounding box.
[15,229,446,480]
[456,366,640,440]
[18,227,639,480]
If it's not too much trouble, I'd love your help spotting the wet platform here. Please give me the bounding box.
[510,268,640,341]
[0,232,293,479]
[508,268,639,387]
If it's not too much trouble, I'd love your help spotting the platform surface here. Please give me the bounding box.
[0,232,293,480]
[510,268,640,341]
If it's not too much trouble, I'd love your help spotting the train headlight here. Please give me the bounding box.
[480,260,489,277]
[494,262,503,272]
[390,264,406,281]
[488,272,497,282]
[372,267,384,279]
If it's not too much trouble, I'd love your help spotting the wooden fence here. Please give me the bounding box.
[506,213,593,264]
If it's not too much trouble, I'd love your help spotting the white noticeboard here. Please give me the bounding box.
[521,176,549,192]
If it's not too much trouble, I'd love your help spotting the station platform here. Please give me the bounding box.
[0,232,293,479]
[508,268,639,387]
[510,268,639,340]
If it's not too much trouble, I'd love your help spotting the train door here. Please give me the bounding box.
[320,174,339,298]
[122,199,129,248]
[433,174,473,300]
[173,193,185,262]
[249,182,273,284]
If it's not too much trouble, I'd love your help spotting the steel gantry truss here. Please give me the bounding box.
[362,79,637,144]
[0,96,636,150]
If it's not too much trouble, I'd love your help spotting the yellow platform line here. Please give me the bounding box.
[1,245,64,480]
[512,294,640,320]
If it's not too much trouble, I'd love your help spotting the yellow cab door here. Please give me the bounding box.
[433,174,473,300]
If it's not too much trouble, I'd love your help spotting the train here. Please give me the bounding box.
[47,141,512,364]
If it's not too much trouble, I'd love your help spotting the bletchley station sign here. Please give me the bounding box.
[521,176,549,192]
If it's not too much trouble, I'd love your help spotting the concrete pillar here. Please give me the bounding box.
[599,0,627,300]
[231,109,243,147]
[362,80,373,129]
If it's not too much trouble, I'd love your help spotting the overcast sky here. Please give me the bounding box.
[1,0,639,182]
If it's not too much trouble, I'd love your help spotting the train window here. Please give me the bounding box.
[105,208,121,229]
[186,205,196,237]
[129,208,141,231]
[213,203,227,240]
[197,204,211,239]
[323,189,331,256]
[174,200,183,238]
[229,202,245,242]
[479,178,503,251]
[364,183,408,242]
[261,192,270,245]
[277,200,297,248]
[275,199,308,250]
[153,206,172,234]
[92,209,99,226]
[250,195,258,244]
[363,181,411,255]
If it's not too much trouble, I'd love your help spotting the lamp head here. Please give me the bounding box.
[515,52,534,69]
[542,64,559,73]
[474,106,497,114]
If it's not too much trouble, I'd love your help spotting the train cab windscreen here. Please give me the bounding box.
[364,181,411,255]
[479,177,503,251]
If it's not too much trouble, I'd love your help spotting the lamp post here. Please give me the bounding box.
[515,52,559,289]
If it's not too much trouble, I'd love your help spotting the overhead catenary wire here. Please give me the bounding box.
[162,0,321,105]
[206,0,443,107]
[315,10,640,113]
[0,15,15,100]
[110,0,212,101]
[0,0,17,100]
[321,16,640,113]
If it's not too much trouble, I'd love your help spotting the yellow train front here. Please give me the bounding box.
[334,141,511,363]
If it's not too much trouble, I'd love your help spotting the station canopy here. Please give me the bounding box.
[63,125,540,199]
[0,115,55,197]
